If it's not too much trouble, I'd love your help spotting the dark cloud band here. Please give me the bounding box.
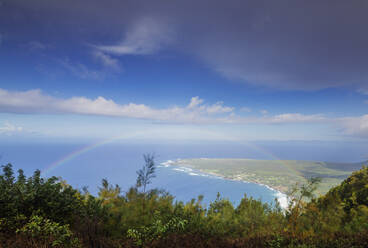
[1,0,368,91]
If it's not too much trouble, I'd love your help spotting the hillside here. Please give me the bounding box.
[1,162,368,247]
[171,158,366,195]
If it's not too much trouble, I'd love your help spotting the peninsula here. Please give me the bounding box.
[169,158,366,195]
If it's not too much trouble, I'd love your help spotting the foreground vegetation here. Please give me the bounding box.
[172,158,365,194]
[0,155,368,247]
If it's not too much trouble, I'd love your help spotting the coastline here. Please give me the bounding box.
[160,159,289,209]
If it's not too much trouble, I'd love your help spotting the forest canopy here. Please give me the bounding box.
[0,156,367,248]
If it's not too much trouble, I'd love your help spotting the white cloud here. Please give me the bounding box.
[260,109,268,115]
[240,107,252,112]
[205,101,233,114]
[95,18,172,56]
[92,50,121,71]
[0,89,54,113]
[339,115,368,138]
[0,88,341,126]
[357,87,368,95]
[83,17,170,77]
[59,58,103,80]
[0,89,233,123]
[0,121,23,135]
[217,113,327,125]
[267,113,326,124]
[187,96,204,109]
[26,41,47,51]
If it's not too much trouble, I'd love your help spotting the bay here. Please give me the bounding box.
[1,140,367,208]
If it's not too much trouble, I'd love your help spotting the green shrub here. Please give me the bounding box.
[16,215,80,247]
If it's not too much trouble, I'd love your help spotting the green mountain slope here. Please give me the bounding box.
[1,162,368,247]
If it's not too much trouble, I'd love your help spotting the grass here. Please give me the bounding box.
[172,158,366,195]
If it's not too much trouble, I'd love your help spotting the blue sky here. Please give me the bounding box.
[1,0,368,143]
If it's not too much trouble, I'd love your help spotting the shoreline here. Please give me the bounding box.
[160,160,289,209]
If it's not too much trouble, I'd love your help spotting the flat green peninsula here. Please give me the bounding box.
[172,158,366,195]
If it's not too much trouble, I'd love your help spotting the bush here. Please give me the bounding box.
[16,215,80,248]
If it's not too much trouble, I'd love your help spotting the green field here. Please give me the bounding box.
[172,158,366,195]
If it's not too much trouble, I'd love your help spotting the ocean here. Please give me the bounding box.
[1,140,367,208]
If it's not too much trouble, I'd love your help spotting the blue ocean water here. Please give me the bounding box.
[0,141,367,207]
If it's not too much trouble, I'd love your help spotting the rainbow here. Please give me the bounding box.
[42,134,288,176]
[238,141,291,168]
[41,132,144,176]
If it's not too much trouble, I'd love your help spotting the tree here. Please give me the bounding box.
[136,154,156,194]
[286,177,321,236]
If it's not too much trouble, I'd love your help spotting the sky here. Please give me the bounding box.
[1,0,368,143]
